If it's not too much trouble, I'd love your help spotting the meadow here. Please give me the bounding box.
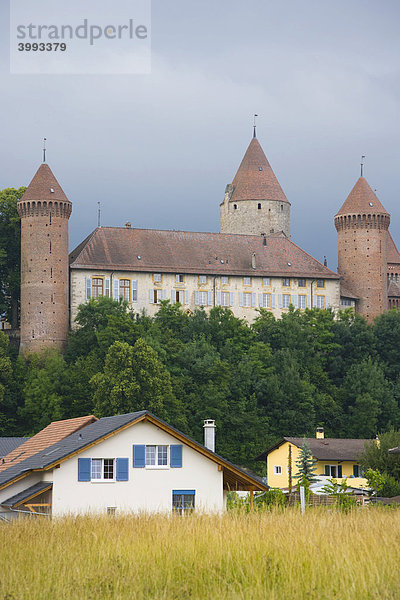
[1,508,399,600]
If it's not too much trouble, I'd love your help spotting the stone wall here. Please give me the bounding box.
[220,198,290,237]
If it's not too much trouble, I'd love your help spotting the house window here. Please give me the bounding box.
[145,445,168,467]
[282,294,290,308]
[282,278,290,287]
[119,279,130,301]
[199,275,207,285]
[92,278,103,298]
[324,465,342,478]
[262,277,271,287]
[153,273,162,283]
[153,289,162,304]
[298,279,306,287]
[199,291,208,305]
[174,290,184,303]
[341,299,352,306]
[107,507,117,516]
[221,276,229,285]
[316,279,325,288]
[353,465,364,477]
[91,458,114,480]
[274,466,282,475]
[260,293,271,308]
[221,292,230,307]
[176,274,184,283]
[258,203,261,210]
[243,292,252,307]
[316,295,325,309]
[172,490,195,515]
[243,277,251,286]
[298,294,306,309]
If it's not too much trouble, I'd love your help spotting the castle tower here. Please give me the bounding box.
[220,134,290,237]
[335,177,390,321]
[17,163,72,354]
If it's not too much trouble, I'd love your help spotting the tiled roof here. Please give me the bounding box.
[228,137,289,203]
[256,437,371,461]
[0,415,97,473]
[340,285,358,300]
[0,438,29,458]
[69,227,339,279]
[388,280,400,298]
[387,231,400,265]
[0,411,267,493]
[336,177,389,216]
[1,482,52,508]
[19,163,70,204]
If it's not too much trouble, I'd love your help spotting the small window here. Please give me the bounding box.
[153,289,162,304]
[282,294,290,308]
[221,292,230,307]
[233,204,237,210]
[260,293,271,309]
[172,490,195,515]
[316,295,325,309]
[119,279,130,301]
[153,273,162,283]
[262,277,270,287]
[146,445,168,467]
[199,291,208,306]
[274,466,282,475]
[91,459,114,481]
[316,279,325,288]
[282,278,290,287]
[176,274,184,283]
[281,205,284,212]
[243,277,251,286]
[91,278,104,298]
[198,275,207,285]
[258,203,261,210]
[341,299,352,306]
[298,279,306,287]
[298,294,306,309]
[107,507,116,516]
[221,276,229,285]
[243,292,252,307]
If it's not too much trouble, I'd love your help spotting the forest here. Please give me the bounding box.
[1,298,400,473]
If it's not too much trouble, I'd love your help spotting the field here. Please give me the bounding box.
[1,508,400,599]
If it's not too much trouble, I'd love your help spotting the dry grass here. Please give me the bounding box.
[1,508,400,599]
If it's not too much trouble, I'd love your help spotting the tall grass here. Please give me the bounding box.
[1,508,399,599]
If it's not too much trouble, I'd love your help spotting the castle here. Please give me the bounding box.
[16,133,400,354]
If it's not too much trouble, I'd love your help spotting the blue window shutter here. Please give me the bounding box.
[132,280,138,302]
[230,292,234,306]
[78,458,91,481]
[105,278,110,297]
[216,291,221,306]
[162,289,167,301]
[171,290,175,303]
[85,277,91,300]
[195,291,199,306]
[113,278,119,300]
[149,289,154,304]
[278,294,283,308]
[326,295,330,308]
[208,291,213,306]
[307,295,311,308]
[259,293,263,307]
[292,294,298,308]
[252,293,256,307]
[116,458,129,481]
[133,445,146,468]
[184,290,189,305]
[271,294,276,308]
[170,444,183,468]
[239,293,243,307]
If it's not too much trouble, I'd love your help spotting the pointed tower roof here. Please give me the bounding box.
[21,163,70,203]
[229,137,289,203]
[336,177,389,216]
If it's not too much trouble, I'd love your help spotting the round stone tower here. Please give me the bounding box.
[335,177,390,321]
[17,163,72,354]
[220,133,290,237]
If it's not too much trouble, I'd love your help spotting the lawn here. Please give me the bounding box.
[1,508,399,599]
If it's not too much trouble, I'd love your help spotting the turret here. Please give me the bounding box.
[335,177,390,321]
[220,134,290,237]
[17,163,72,354]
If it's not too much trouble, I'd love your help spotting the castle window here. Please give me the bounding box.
[152,289,162,304]
[258,203,261,210]
[221,292,230,307]
[298,279,306,287]
[243,277,251,286]
[282,294,290,308]
[199,275,207,285]
[262,278,271,287]
[281,205,284,212]
[92,278,103,298]
[243,292,252,307]
[260,293,271,308]
[221,276,229,285]
[119,279,130,301]
[176,274,184,283]
[153,273,162,284]
[198,291,208,306]
[316,279,325,288]
[282,278,290,287]
[316,295,325,309]
[298,294,306,309]
[233,204,237,210]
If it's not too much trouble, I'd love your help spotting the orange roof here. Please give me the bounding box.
[228,137,289,204]
[19,163,70,204]
[387,231,400,265]
[0,415,97,472]
[336,177,389,217]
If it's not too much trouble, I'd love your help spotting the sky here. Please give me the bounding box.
[1,0,400,270]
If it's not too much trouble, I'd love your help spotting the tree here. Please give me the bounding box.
[373,310,400,381]
[294,442,318,483]
[0,187,25,328]
[359,431,400,480]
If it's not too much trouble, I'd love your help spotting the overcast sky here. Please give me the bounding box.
[1,0,400,270]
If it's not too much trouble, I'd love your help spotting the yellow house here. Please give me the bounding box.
[256,428,371,492]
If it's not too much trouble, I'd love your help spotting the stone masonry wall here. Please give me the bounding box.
[220,198,290,237]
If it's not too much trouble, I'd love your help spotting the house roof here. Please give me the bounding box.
[0,411,267,493]
[69,227,339,280]
[0,438,29,458]
[19,163,70,204]
[335,177,389,217]
[387,231,400,265]
[0,415,97,474]
[1,482,52,508]
[228,137,289,204]
[256,437,372,461]
[340,285,358,300]
[388,280,400,298]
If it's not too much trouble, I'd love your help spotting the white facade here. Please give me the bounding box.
[70,268,341,326]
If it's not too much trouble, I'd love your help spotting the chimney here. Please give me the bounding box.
[203,419,215,452]
[125,222,131,228]
[316,426,324,440]
[251,253,256,270]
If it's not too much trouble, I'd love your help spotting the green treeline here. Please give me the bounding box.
[1,299,400,473]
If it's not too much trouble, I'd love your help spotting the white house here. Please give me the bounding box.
[0,411,266,519]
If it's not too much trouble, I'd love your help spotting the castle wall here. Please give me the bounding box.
[220,198,290,237]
